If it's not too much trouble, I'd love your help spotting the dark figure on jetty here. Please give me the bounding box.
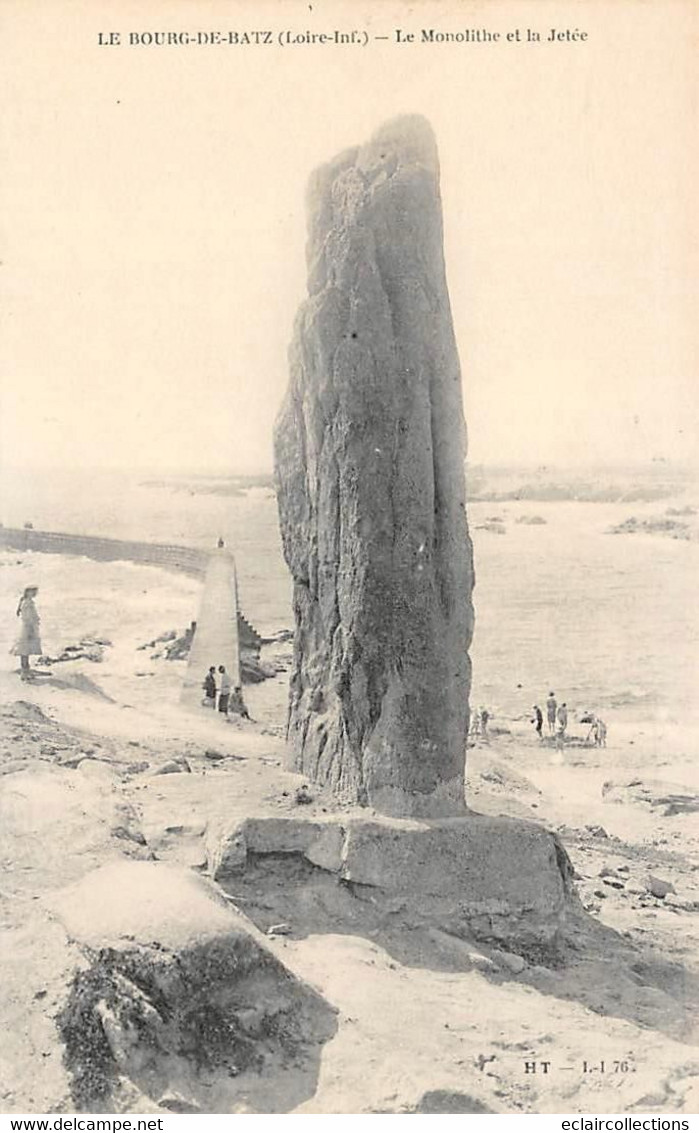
[218,665,231,714]
[203,666,217,708]
[546,691,557,734]
[12,586,42,679]
[532,704,543,740]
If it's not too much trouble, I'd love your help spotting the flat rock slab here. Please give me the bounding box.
[342,815,570,914]
[48,860,243,950]
[208,812,576,940]
[209,816,346,879]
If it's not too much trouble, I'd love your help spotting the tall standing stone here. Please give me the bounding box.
[274,116,475,818]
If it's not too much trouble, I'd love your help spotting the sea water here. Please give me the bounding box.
[1,467,697,729]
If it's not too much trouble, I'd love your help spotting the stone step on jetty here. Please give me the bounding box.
[237,611,262,654]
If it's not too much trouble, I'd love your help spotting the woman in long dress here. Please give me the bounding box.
[12,586,42,678]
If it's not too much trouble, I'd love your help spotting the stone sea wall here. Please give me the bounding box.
[0,527,209,577]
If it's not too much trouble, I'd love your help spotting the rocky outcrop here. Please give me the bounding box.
[50,862,337,1112]
[602,778,699,816]
[274,116,474,817]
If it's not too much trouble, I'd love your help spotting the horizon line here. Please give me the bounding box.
[1,457,697,477]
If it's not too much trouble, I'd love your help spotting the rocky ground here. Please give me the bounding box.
[1,660,697,1115]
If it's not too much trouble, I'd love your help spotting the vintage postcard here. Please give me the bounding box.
[1,0,697,1119]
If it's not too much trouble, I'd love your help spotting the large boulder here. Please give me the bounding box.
[274,115,474,818]
[206,812,578,952]
[48,861,336,1113]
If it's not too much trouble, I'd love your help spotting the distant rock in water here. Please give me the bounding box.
[274,115,474,818]
[666,504,696,517]
[137,628,178,652]
[608,515,691,540]
[37,636,112,666]
[474,519,506,534]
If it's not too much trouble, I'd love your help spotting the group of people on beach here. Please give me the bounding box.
[202,665,248,720]
[530,693,567,740]
[531,692,607,747]
[472,689,608,749]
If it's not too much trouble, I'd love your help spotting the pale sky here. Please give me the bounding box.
[1,0,697,472]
